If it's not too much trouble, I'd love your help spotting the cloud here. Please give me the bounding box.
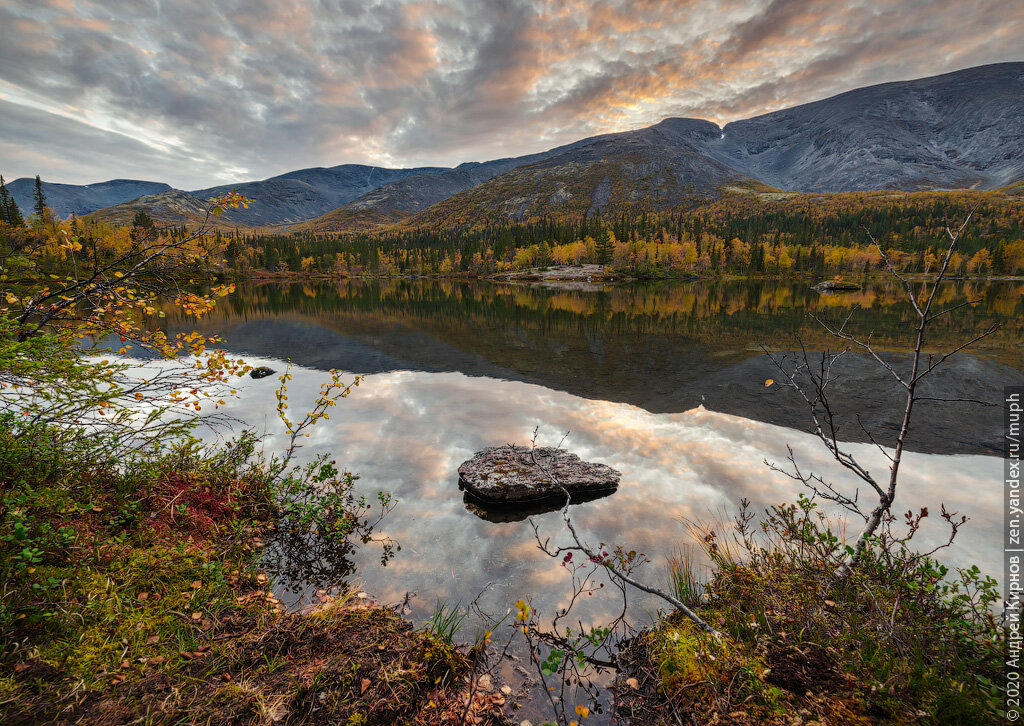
[0,98,234,184]
[0,0,1021,187]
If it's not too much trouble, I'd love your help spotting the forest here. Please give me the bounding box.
[2,177,1021,281]
[210,190,1024,278]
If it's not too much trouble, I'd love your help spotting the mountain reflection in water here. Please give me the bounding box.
[166,278,1024,455]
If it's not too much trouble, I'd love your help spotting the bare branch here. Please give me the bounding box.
[524,432,721,635]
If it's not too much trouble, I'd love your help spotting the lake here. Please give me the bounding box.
[158,277,1022,722]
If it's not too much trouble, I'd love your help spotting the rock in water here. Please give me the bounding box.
[458,445,620,507]
[249,366,276,379]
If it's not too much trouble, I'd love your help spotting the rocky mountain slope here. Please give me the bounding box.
[7,178,171,218]
[85,189,225,227]
[189,164,446,225]
[299,151,572,232]
[406,119,770,226]
[702,62,1024,192]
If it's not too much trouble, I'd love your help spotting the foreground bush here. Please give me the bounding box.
[626,498,1004,725]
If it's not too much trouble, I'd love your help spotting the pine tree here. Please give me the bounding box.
[32,175,47,220]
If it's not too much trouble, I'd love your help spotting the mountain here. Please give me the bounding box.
[417,64,1024,226]
[406,119,770,227]
[298,121,762,233]
[188,164,447,225]
[298,152,572,232]
[85,189,224,228]
[702,62,1024,192]
[302,63,1023,229]
[7,165,446,224]
[72,164,450,227]
[7,178,171,218]
[75,62,1024,230]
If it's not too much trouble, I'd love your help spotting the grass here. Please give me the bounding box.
[665,545,709,610]
[417,599,469,646]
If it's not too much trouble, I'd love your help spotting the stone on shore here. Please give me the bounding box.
[458,445,620,507]
[813,279,861,292]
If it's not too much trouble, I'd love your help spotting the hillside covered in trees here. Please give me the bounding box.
[3,171,1022,283]
[216,189,1024,278]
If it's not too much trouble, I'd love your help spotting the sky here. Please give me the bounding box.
[1,0,1022,189]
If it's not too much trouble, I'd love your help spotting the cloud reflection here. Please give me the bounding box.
[209,360,1002,634]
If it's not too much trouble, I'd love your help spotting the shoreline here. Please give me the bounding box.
[228,266,1024,285]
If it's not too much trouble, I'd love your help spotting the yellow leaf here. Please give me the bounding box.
[764,379,774,387]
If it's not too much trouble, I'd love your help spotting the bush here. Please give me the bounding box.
[647,497,1004,723]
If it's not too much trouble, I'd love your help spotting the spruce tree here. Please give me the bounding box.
[596,227,613,266]
[32,175,47,220]
[9,196,25,227]
[130,210,156,242]
[0,176,24,227]
[0,175,10,225]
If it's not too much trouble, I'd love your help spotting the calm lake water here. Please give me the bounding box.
[159,277,1021,722]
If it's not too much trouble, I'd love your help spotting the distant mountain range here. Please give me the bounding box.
[10,62,1023,230]
[189,164,447,225]
[6,178,172,219]
[9,165,446,226]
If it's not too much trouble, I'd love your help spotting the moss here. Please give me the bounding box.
[21,541,265,688]
[651,613,737,690]
[421,633,468,677]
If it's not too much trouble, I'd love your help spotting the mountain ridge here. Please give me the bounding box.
[24,61,1024,230]
[189,163,448,225]
[304,62,1024,230]
[7,178,173,218]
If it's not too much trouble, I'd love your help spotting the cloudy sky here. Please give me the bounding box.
[1,0,1021,189]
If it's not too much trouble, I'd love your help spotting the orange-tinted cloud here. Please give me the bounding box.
[0,0,1021,186]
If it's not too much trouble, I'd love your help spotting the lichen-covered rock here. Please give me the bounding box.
[458,445,620,507]
[249,366,277,380]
